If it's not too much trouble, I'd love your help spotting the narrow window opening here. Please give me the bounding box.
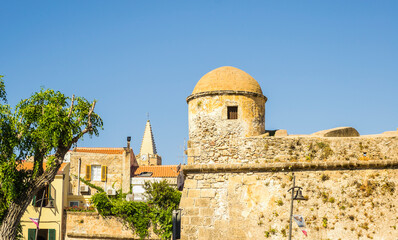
[34,185,49,207]
[227,106,238,119]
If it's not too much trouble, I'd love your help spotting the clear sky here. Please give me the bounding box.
[1,1,397,165]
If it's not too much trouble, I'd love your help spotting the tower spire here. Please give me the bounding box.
[139,119,157,155]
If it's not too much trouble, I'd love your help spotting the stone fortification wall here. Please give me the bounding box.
[180,166,398,240]
[188,94,266,139]
[65,212,160,240]
[187,135,398,165]
[181,134,398,239]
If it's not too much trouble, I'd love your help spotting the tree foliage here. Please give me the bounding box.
[145,180,182,240]
[0,76,103,239]
[90,180,181,240]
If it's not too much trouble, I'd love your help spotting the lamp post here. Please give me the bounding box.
[287,174,307,240]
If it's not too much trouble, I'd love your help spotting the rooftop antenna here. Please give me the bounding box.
[177,138,187,165]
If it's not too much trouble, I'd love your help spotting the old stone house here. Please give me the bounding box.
[66,143,137,207]
[180,66,398,240]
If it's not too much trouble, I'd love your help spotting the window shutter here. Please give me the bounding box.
[48,229,56,240]
[28,229,36,240]
[45,185,49,200]
[101,166,107,182]
[32,195,36,206]
[85,165,91,180]
[48,184,52,199]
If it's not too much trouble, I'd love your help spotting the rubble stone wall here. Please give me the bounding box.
[187,135,398,165]
[180,166,398,240]
[69,151,132,195]
[188,94,266,140]
[65,212,160,240]
[182,135,398,240]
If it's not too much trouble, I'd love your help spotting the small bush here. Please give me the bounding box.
[91,192,113,216]
[322,217,328,228]
[276,199,283,206]
[321,174,330,181]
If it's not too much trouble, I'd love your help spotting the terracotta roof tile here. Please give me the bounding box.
[19,162,68,175]
[73,147,128,154]
[132,165,179,178]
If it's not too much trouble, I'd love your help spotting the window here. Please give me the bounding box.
[227,106,238,119]
[91,165,101,181]
[69,201,79,207]
[85,165,107,182]
[28,229,56,240]
[32,185,50,207]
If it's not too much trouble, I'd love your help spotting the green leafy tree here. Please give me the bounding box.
[90,180,181,240]
[145,180,181,240]
[0,76,103,239]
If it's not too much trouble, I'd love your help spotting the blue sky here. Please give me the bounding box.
[1,1,397,165]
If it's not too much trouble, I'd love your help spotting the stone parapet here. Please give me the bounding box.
[187,135,398,165]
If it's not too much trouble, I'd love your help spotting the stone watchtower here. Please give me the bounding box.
[186,66,267,164]
[186,66,267,141]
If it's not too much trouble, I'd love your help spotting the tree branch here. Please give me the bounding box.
[71,101,96,143]
[67,95,75,118]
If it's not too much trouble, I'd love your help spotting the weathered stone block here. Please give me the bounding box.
[190,216,202,226]
[201,189,216,198]
[195,198,210,207]
[179,197,195,208]
[184,179,198,189]
[275,129,288,136]
[188,189,200,198]
[200,208,214,217]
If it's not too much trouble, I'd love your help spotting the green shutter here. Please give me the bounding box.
[48,229,56,240]
[28,229,36,240]
[48,184,52,199]
[32,195,36,206]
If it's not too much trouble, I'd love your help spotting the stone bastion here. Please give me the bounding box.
[180,134,398,240]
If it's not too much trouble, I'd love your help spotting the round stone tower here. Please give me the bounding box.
[187,66,267,141]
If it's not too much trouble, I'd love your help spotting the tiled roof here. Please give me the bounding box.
[132,165,179,178]
[19,162,69,175]
[73,147,127,154]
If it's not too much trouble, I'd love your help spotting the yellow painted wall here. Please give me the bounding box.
[21,164,69,240]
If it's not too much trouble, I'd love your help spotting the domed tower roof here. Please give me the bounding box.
[192,66,263,95]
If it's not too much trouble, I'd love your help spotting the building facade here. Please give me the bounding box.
[66,139,137,207]
[20,162,70,240]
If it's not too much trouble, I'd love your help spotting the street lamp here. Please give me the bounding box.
[287,174,307,240]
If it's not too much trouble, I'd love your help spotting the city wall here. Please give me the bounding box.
[187,135,398,165]
[181,134,398,240]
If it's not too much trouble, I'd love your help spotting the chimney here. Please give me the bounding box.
[127,136,131,149]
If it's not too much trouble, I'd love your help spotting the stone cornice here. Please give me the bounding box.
[182,160,398,174]
[66,233,138,240]
[186,90,267,103]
